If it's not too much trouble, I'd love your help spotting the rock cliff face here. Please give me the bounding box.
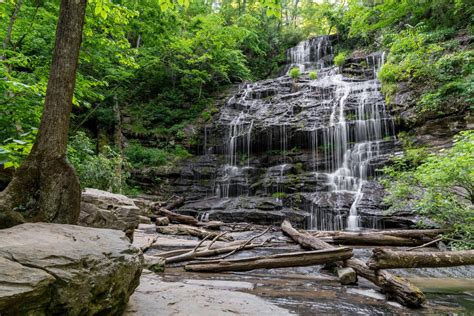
[147,36,425,229]
[0,223,143,315]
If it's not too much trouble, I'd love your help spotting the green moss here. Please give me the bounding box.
[334,52,346,67]
[289,67,301,79]
[272,192,287,199]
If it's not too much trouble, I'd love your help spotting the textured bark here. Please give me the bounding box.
[310,229,447,246]
[0,0,87,228]
[156,224,232,241]
[367,248,474,269]
[113,96,123,192]
[165,242,262,264]
[153,207,199,225]
[314,234,427,247]
[155,216,170,226]
[196,221,224,230]
[281,220,426,307]
[166,196,185,210]
[311,229,448,238]
[184,248,353,272]
[337,267,357,285]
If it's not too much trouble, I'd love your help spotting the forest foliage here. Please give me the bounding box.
[383,131,474,249]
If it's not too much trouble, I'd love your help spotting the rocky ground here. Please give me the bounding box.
[1,188,473,315]
[127,224,474,315]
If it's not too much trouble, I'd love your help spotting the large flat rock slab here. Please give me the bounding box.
[0,223,143,315]
[125,270,291,316]
[79,188,144,232]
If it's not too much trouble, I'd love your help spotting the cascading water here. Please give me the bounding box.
[210,35,395,230]
[286,36,334,73]
[215,92,254,198]
[313,72,394,230]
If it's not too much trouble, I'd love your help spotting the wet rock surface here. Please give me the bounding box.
[135,35,468,230]
[0,223,143,315]
[148,36,418,230]
[128,228,474,315]
[126,270,292,316]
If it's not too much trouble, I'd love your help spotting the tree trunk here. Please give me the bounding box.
[2,0,23,61]
[184,248,353,272]
[367,248,474,269]
[0,0,87,228]
[113,95,123,193]
[281,220,426,307]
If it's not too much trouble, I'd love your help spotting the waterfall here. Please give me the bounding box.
[286,35,335,73]
[215,35,395,230]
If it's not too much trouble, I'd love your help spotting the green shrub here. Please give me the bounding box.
[289,67,301,79]
[125,143,168,168]
[68,132,129,193]
[382,131,474,249]
[334,52,346,67]
[309,71,318,80]
[173,145,192,159]
[378,26,472,116]
[125,142,192,168]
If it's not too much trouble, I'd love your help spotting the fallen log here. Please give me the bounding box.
[281,220,426,307]
[309,229,447,247]
[367,248,474,269]
[316,235,425,247]
[153,207,199,226]
[196,220,224,230]
[337,267,357,285]
[166,196,185,210]
[156,224,232,241]
[155,216,170,226]
[184,247,353,272]
[311,229,447,238]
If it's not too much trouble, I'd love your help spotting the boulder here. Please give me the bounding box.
[0,223,143,315]
[78,188,142,232]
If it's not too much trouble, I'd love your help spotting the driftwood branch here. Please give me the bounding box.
[281,220,425,307]
[184,248,353,272]
[164,227,272,264]
[196,227,272,261]
[406,237,443,251]
[156,224,232,241]
[164,241,266,264]
[367,248,474,269]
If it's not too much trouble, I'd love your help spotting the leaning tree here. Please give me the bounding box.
[0,0,87,228]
